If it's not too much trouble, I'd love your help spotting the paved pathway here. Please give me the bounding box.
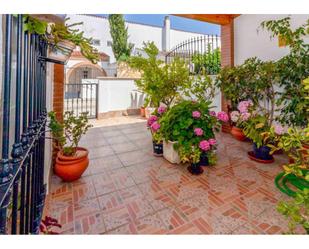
[44,118,303,234]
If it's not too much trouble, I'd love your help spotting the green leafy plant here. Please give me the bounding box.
[48,111,92,156]
[108,14,133,62]
[277,189,309,234]
[261,17,309,127]
[21,15,100,64]
[129,42,191,107]
[191,47,221,75]
[160,100,223,163]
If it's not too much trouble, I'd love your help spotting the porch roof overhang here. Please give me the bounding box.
[173,14,240,25]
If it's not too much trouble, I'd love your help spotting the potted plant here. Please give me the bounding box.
[147,106,167,156]
[22,15,100,64]
[160,100,229,168]
[48,111,92,182]
[229,100,253,141]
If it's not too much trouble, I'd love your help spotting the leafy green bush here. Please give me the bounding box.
[160,100,224,163]
[48,111,92,156]
[191,48,221,75]
[129,42,215,108]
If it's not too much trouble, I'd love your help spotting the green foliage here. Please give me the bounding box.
[261,17,309,127]
[48,111,92,156]
[129,42,191,107]
[48,20,100,64]
[243,114,270,148]
[191,48,221,75]
[277,189,309,234]
[129,42,215,108]
[160,100,218,163]
[21,15,100,64]
[108,14,133,62]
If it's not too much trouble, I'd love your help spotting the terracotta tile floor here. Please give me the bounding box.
[44,118,304,234]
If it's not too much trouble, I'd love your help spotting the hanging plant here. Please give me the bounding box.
[21,15,100,64]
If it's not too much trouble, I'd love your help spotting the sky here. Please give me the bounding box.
[97,14,220,35]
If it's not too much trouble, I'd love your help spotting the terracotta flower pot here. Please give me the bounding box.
[54,147,89,182]
[140,106,146,117]
[230,126,246,141]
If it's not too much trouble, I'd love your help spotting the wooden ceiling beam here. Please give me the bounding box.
[173,14,240,25]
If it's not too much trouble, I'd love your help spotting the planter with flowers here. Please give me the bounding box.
[160,100,229,173]
[230,100,253,141]
[48,111,92,182]
[147,106,167,156]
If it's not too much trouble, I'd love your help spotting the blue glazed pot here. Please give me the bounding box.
[199,152,209,166]
[153,141,163,156]
[253,143,272,160]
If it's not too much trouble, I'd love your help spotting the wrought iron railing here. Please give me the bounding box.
[165,35,221,75]
[0,15,48,234]
[64,83,98,119]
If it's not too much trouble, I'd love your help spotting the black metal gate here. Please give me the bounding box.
[165,35,221,75]
[64,83,98,119]
[0,15,48,234]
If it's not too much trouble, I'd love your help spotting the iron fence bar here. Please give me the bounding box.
[0,14,13,235]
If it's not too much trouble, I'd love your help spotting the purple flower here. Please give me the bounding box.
[274,124,284,135]
[208,138,217,146]
[217,111,229,122]
[151,122,160,132]
[209,111,216,117]
[194,128,204,136]
[199,140,210,151]
[147,115,158,127]
[158,106,166,114]
[240,112,251,121]
[192,111,201,119]
[237,100,253,113]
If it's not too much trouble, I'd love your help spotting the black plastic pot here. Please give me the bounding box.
[199,152,209,166]
[187,162,204,175]
[253,143,272,160]
[153,141,163,156]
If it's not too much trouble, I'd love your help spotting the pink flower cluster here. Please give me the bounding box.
[217,111,229,122]
[240,112,251,121]
[230,111,240,123]
[147,115,158,127]
[151,122,160,132]
[199,138,217,151]
[192,111,201,119]
[194,128,204,136]
[237,100,253,113]
[158,106,166,114]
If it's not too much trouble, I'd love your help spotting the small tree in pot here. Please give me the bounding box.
[48,111,92,182]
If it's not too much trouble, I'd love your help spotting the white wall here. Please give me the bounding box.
[97,78,145,114]
[234,14,309,65]
[65,15,211,64]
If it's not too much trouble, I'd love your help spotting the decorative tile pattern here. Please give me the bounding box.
[44,120,296,234]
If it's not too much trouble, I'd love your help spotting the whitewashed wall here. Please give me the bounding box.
[65,15,210,64]
[97,77,145,114]
[234,14,309,65]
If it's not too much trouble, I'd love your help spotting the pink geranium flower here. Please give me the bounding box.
[194,128,204,136]
[192,111,201,119]
[199,140,210,151]
[158,106,166,114]
[230,111,240,123]
[147,115,158,127]
[217,111,229,122]
[208,138,217,146]
[151,122,160,132]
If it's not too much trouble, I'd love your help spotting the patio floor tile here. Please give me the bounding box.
[44,119,296,234]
